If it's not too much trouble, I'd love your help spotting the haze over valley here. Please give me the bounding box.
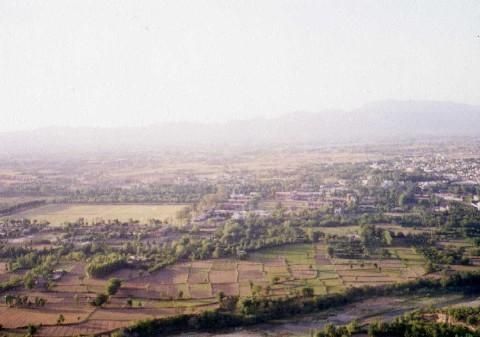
[2,1,480,337]
[2,100,480,156]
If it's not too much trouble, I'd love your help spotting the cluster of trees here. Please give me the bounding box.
[147,213,321,272]
[0,245,31,260]
[326,237,364,259]
[400,204,480,237]
[107,278,122,295]
[418,246,470,267]
[214,216,309,253]
[11,250,49,271]
[4,294,46,307]
[119,311,246,337]
[397,232,432,246]
[90,277,122,307]
[268,208,389,229]
[86,253,127,278]
[325,224,393,259]
[5,254,76,293]
[10,250,60,290]
[316,321,359,337]
[60,183,216,204]
[444,306,480,326]
[0,242,88,292]
[0,199,46,216]
[1,179,217,204]
[359,224,392,253]
[368,312,480,337]
[0,276,21,293]
[0,219,47,239]
[90,293,109,307]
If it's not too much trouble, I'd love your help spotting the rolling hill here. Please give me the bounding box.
[1,100,479,155]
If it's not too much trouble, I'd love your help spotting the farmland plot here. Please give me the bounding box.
[0,242,440,336]
[9,203,188,224]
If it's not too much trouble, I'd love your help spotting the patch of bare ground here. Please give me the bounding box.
[0,305,94,328]
[209,269,238,284]
[36,319,129,337]
[212,283,239,296]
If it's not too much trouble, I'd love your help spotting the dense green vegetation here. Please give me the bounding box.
[86,253,127,277]
[444,306,480,326]
[147,212,322,272]
[368,311,480,337]
[106,277,122,295]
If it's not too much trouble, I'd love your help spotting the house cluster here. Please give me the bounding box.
[0,219,50,240]
[218,192,260,211]
[472,195,480,211]
[370,155,480,213]
[357,196,379,213]
[193,192,267,225]
[415,157,480,185]
[275,186,356,213]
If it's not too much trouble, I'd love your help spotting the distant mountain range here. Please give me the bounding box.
[2,100,480,155]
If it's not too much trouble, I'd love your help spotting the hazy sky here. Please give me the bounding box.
[1,0,479,131]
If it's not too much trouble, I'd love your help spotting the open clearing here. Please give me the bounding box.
[6,203,188,224]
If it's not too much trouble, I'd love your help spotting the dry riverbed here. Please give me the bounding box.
[174,293,480,337]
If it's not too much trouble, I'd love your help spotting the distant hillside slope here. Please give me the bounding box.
[1,100,479,155]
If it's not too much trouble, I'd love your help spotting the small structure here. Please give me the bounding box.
[52,269,66,281]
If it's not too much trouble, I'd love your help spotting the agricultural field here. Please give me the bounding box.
[249,243,427,293]
[0,261,217,337]
[5,203,188,225]
[318,224,433,237]
[0,242,431,336]
[1,143,480,337]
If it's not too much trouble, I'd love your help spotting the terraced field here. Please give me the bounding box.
[0,242,429,336]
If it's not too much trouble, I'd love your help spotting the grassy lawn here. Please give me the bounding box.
[250,244,316,265]
[393,247,426,266]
